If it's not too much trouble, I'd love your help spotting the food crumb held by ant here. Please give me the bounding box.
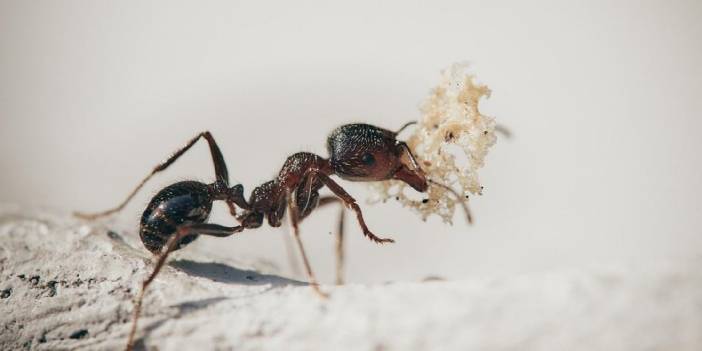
[369,63,498,223]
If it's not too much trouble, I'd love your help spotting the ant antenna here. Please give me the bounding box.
[395,121,418,135]
[428,179,473,224]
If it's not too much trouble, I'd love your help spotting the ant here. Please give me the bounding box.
[75,122,471,351]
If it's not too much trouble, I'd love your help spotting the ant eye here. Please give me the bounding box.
[361,153,375,166]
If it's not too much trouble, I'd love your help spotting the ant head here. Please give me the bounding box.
[327,123,428,192]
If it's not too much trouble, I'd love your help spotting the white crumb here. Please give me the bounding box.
[369,63,497,223]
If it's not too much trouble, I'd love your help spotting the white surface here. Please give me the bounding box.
[1,206,701,350]
[1,0,701,285]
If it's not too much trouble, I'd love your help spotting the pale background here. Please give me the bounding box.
[1,0,700,284]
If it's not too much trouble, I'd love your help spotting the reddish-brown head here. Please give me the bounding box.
[326,123,428,192]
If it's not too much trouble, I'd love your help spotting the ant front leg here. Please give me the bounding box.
[125,223,244,351]
[312,171,394,244]
[75,131,229,220]
[286,191,329,299]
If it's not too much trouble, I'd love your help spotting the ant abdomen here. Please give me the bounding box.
[139,181,213,253]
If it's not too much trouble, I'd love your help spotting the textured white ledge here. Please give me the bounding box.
[1,205,701,350]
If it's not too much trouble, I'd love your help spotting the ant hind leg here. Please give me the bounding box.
[75,131,229,220]
[125,223,243,351]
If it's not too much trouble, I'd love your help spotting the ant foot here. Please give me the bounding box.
[364,231,395,244]
[309,283,330,299]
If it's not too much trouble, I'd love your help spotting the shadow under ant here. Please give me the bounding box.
[169,259,305,287]
[170,295,231,315]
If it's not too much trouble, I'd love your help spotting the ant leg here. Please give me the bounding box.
[286,191,329,299]
[296,174,346,284]
[125,223,244,351]
[75,131,229,220]
[288,193,346,284]
[283,174,317,278]
[226,201,238,218]
[299,172,315,216]
[314,172,394,244]
[428,180,473,224]
[281,228,302,277]
[317,196,346,285]
[333,203,345,285]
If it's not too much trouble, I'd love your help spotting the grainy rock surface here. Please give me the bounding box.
[1,204,701,351]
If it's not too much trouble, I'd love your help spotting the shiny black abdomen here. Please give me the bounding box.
[139,181,213,254]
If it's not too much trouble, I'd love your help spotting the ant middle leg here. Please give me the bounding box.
[284,195,346,285]
[296,175,347,284]
[75,131,229,220]
[317,196,346,285]
[126,222,244,351]
[286,191,329,298]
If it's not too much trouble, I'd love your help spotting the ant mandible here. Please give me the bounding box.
[75,122,452,351]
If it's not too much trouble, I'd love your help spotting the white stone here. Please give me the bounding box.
[1,204,701,350]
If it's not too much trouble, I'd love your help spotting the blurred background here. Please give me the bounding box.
[1,0,700,284]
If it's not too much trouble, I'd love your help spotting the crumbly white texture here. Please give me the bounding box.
[2,205,702,351]
[369,63,497,223]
